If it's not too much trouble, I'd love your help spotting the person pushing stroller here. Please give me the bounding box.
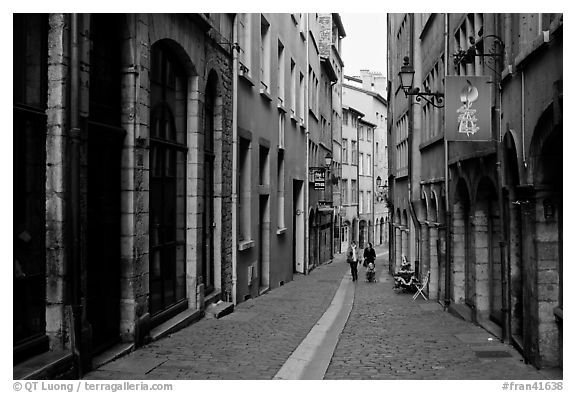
[363,243,377,282]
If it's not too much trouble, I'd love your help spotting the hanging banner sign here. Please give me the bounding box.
[445,76,492,141]
[313,170,325,190]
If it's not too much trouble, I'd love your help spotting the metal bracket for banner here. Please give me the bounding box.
[453,34,504,74]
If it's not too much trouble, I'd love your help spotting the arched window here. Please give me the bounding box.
[149,43,188,324]
[14,13,49,362]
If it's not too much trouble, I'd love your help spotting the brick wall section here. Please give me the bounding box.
[202,39,234,299]
[534,198,560,367]
[45,13,70,351]
[318,15,332,57]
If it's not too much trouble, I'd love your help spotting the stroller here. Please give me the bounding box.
[365,262,377,283]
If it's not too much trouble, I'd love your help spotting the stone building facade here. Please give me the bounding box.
[343,73,388,249]
[14,13,234,377]
[387,13,562,370]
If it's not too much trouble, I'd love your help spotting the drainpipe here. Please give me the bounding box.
[68,13,83,377]
[443,12,452,310]
[521,70,526,168]
[495,13,511,343]
[231,15,239,303]
[407,13,421,273]
[497,83,510,343]
[304,13,310,273]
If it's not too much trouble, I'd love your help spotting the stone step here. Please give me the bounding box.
[205,301,234,319]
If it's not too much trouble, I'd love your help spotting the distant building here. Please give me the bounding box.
[343,73,389,249]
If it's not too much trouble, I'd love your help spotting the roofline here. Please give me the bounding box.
[343,105,365,118]
[359,118,377,128]
[333,13,346,37]
[344,75,362,83]
[343,83,388,106]
[321,56,338,82]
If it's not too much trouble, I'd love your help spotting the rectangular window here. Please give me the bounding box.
[359,191,364,213]
[343,110,349,125]
[342,138,348,164]
[238,14,252,76]
[367,127,373,142]
[260,15,271,92]
[368,191,372,213]
[299,72,305,123]
[351,180,358,203]
[359,152,364,174]
[277,150,285,230]
[277,40,285,106]
[259,145,270,185]
[278,112,285,149]
[396,113,409,176]
[239,138,252,242]
[342,179,349,205]
[351,140,358,164]
[290,59,296,118]
[367,154,372,176]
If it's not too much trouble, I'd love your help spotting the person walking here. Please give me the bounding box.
[363,242,376,268]
[346,241,360,282]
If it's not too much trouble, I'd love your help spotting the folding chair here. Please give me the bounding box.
[412,271,430,301]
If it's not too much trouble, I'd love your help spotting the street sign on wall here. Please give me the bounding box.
[445,75,492,142]
[313,170,325,190]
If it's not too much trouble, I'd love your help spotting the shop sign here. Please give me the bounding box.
[445,75,492,141]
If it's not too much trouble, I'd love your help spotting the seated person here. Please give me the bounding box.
[366,261,376,282]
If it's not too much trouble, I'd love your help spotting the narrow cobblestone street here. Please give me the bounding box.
[84,246,560,380]
[325,250,559,380]
[83,256,350,380]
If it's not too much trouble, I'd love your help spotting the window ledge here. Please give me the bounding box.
[277,101,287,113]
[238,239,255,251]
[309,108,319,122]
[239,68,254,86]
[291,13,299,25]
[259,88,273,102]
[276,227,287,235]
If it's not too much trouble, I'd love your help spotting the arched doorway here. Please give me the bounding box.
[86,13,124,353]
[13,14,49,362]
[341,220,351,252]
[503,132,523,346]
[202,71,218,295]
[394,208,401,272]
[527,114,562,367]
[401,210,409,262]
[473,178,502,324]
[453,180,471,305]
[428,191,440,301]
[309,210,318,269]
[149,41,188,326]
[359,220,367,249]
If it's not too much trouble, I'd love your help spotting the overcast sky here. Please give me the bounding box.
[340,13,388,79]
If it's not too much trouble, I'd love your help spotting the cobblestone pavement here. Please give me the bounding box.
[324,247,561,380]
[84,245,561,381]
[84,255,350,380]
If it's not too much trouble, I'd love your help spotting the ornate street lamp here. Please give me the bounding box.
[375,176,388,203]
[398,56,445,108]
[324,152,333,168]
